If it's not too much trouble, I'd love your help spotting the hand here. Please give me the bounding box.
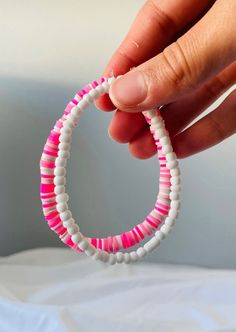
[96,0,236,159]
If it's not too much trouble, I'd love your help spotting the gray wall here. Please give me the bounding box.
[0,0,236,268]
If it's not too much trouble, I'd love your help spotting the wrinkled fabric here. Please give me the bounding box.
[0,248,235,332]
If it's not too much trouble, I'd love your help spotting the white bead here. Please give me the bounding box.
[66,113,77,124]
[159,136,170,146]
[170,168,180,176]
[162,144,173,154]
[55,157,66,167]
[108,76,116,85]
[85,246,96,256]
[165,217,175,227]
[58,142,70,151]
[170,176,181,185]
[61,127,72,135]
[62,218,75,228]
[57,202,68,213]
[108,253,117,265]
[170,184,181,192]
[124,253,131,264]
[78,239,89,251]
[102,81,109,92]
[59,133,71,143]
[166,152,176,162]
[56,193,69,203]
[151,122,162,130]
[144,237,160,252]
[95,85,105,96]
[155,230,165,241]
[54,167,66,176]
[169,209,179,219]
[71,232,82,244]
[170,200,181,210]
[58,150,70,159]
[116,252,124,264]
[60,210,72,221]
[170,192,180,200]
[71,106,80,117]
[130,251,139,263]
[160,224,171,235]
[54,176,66,186]
[91,250,101,261]
[63,119,74,129]
[89,89,99,99]
[100,251,109,263]
[67,224,79,235]
[54,185,65,194]
[155,129,166,139]
[83,94,92,103]
[136,247,147,258]
[78,99,89,111]
[167,160,178,169]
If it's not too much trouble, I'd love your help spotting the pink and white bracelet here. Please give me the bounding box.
[40,76,181,265]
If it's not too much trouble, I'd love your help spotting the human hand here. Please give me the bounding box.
[96,0,236,159]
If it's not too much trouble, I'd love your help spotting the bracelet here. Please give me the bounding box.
[40,76,181,265]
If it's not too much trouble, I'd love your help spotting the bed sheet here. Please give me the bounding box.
[0,248,236,332]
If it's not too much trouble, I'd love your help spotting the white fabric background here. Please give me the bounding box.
[0,248,236,332]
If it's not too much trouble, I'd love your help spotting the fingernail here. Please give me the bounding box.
[109,71,147,108]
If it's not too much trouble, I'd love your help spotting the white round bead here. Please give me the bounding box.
[83,94,92,103]
[54,167,66,176]
[108,253,117,265]
[71,106,81,117]
[170,176,181,185]
[169,209,179,219]
[170,184,181,192]
[130,251,139,263]
[124,253,131,264]
[66,113,77,124]
[108,76,116,85]
[85,246,96,257]
[54,176,66,186]
[145,110,157,119]
[169,192,180,200]
[54,185,65,195]
[166,152,176,162]
[170,200,181,210]
[95,85,105,96]
[62,218,75,228]
[165,217,175,227]
[89,89,99,99]
[57,202,68,213]
[160,224,171,235]
[155,129,166,139]
[136,247,147,258]
[59,133,71,143]
[155,230,165,241]
[71,232,82,244]
[167,160,178,169]
[78,99,89,111]
[151,122,162,130]
[159,136,170,146]
[100,251,109,263]
[162,145,173,154]
[102,81,109,92]
[58,150,70,159]
[55,157,66,167]
[116,252,124,264]
[63,119,74,129]
[170,168,180,176]
[67,224,79,235]
[60,127,72,135]
[91,250,101,261]
[58,142,70,151]
[60,210,72,221]
[78,239,89,251]
[144,237,161,253]
[56,193,69,203]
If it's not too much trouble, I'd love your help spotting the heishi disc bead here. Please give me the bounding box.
[56,202,68,213]
[116,252,124,264]
[54,167,66,176]
[54,185,65,194]
[169,192,180,200]
[60,210,72,221]
[144,237,161,253]
[55,157,67,167]
[130,251,139,263]
[71,232,82,244]
[136,247,147,258]
[58,142,70,151]
[78,239,89,251]
[166,160,178,169]
[58,150,70,159]
[67,224,79,235]
[170,168,180,176]
[108,253,117,265]
[62,218,75,228]
[56,193,69,203]
[54,176,66,186]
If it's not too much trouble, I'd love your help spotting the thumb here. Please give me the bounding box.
[109,0,236,112]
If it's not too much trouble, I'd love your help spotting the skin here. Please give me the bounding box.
[96,0,236,159]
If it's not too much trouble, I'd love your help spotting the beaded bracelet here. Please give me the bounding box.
[40,76,181,265]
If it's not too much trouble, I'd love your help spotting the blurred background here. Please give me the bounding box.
[0,0,235,268]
